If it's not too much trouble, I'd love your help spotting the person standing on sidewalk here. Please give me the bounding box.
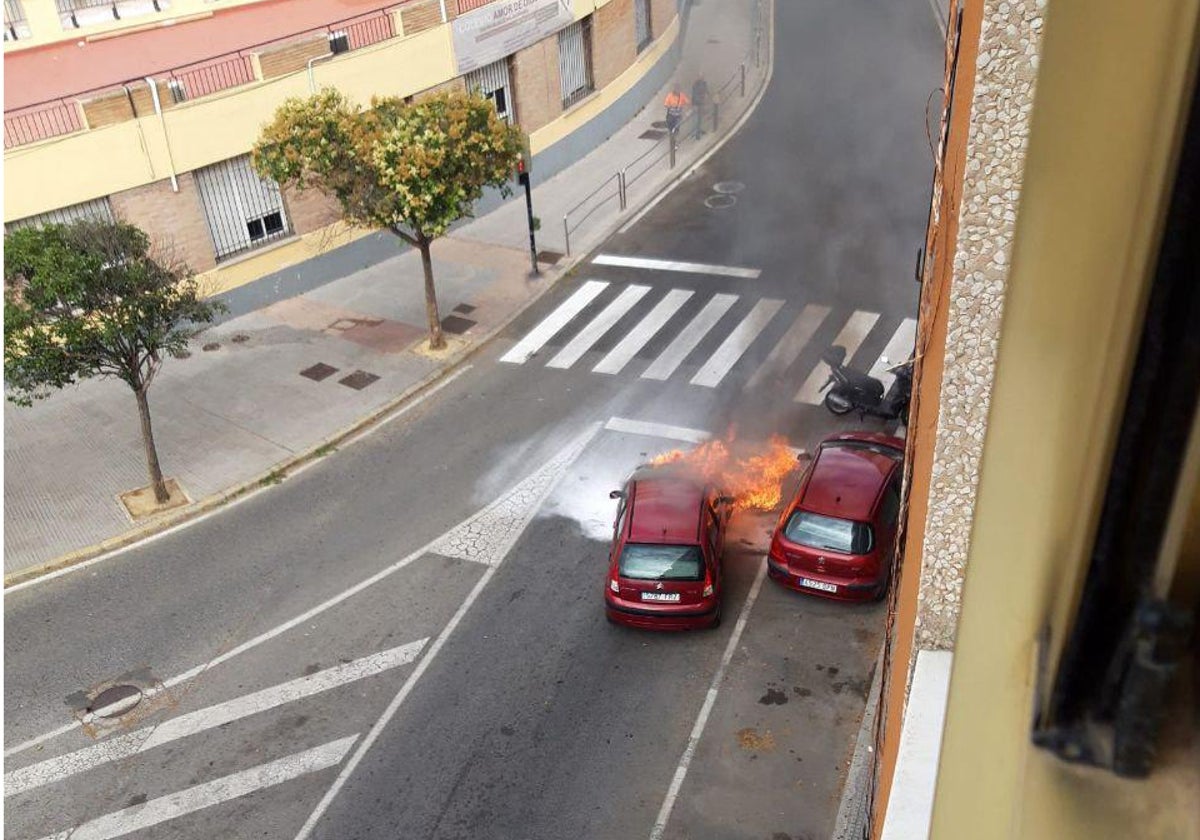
[692,75,709,139]
[664,86,690,134]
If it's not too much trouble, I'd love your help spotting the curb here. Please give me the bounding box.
[5,7,776,591]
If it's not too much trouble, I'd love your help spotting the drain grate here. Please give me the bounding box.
[537,250,565,265]
[453,303,477,315]
[339,370,379,390]
[639,129,667,141]
[300,363,339,382]
[89,684,143,718]
[441,315,476,335]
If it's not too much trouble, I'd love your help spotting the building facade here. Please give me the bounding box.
[865,0,1200,838]
[3,0,680,291]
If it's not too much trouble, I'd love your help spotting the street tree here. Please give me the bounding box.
[4,220,224,504]
[252,89,525,350]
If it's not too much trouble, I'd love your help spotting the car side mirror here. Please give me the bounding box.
[609,490,625,500]
[796,451,812,464]
[717,495,735,506]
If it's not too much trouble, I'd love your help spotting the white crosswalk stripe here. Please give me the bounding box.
[592,254,761,279]
[746,303,832,389]
[499,279,608,364]
[690,298,784,387]
[593,289,694,375]
[868,318,918,390]
[642,293,739,381]
[794,310,881,404]
[34,737,358,840]
[547,285,650,369]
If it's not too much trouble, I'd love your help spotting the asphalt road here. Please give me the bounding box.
[3,2,942,838]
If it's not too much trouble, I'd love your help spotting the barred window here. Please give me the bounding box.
[466,58,514,123]
[558,17,594,109]
[5,196,114,235]
[194,155,292,262]
[634,0,652,52]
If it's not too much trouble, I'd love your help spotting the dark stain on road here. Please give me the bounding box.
[759,687,789,705]
[508,588,525,603]
[126,793,147,807]
[793,686,811,697]
[500,725,515,736]
[304,663,320,675]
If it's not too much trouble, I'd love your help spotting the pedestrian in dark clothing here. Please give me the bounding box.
[692,76,709,139]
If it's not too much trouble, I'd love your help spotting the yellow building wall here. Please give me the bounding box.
[928,0,1200,838]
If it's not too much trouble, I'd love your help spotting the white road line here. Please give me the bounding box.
[649,561,770,840]
[794,310,881,404]
[690,298,784,387]
[868,317,918,391]
[746,304,831,389]
[294,424,602,840]
[35,736,358,840]
[593,254,761,279]
[499,280,608,365]
[5,640,426,798]
[593,289,693,375]
[546,285,651,369]
[642,293,738,381]
[603,417,712,445]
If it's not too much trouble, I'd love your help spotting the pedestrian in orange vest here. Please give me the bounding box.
[664,87,690,134]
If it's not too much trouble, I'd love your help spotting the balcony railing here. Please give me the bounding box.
[3,3,407,148]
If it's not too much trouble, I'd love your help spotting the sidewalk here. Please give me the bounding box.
[3,0,772,582]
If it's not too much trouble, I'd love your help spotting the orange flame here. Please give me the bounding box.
[651,432,798,512]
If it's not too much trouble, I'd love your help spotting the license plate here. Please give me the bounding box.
[640,592,681,602]
[800,578,837,593]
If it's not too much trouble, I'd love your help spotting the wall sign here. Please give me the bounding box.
[452,0,575,74]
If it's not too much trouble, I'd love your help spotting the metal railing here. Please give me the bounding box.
[4,2,406,149]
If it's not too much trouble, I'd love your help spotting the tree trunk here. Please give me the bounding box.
[419,237,446,350]
[134,386,170,503]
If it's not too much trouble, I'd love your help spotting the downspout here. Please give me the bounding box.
[439,0,447,23]
[307,53,334,92]
[145,76,179,193]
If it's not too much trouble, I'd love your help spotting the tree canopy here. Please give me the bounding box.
[252,88,525,248]
[4,220,220,404]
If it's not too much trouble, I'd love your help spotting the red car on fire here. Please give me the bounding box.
[604,464,732,631]
[768,432,904,602]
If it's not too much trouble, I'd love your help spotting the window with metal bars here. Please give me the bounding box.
[5,197,115,235]
[194,155,291,262]
[558,17,594,109]
[634,0,652,52]
[4,0,28,40]
[466,59,514,123]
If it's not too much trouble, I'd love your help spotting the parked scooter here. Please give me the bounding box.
[819,345,914,420]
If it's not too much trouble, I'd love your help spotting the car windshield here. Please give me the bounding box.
[783,511,873,554]
[618,543,704,581]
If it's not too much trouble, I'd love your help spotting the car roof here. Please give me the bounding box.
[799,441,897,521]
[627,470,705,545]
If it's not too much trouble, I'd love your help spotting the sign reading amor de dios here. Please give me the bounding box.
[452,0,575,74]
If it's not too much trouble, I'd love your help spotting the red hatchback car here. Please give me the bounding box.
[604,465,732,631]
[768,432,904,602]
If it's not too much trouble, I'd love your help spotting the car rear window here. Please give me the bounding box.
[783,512,873,554]
[618,544,704,581]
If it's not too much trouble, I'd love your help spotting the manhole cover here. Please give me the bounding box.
[704,194,738,209]
[339,370,380,391]
[453,303,477,315]
[440,315,476,335]
[537,250,564,265]
[639,129,667,141]
[89,684,143,718]
[300,362,339,382]
[713,181,745,194]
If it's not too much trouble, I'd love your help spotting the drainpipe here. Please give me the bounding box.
[439,0,447,23]
[145,76,179,193]
[307,53,334,93]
